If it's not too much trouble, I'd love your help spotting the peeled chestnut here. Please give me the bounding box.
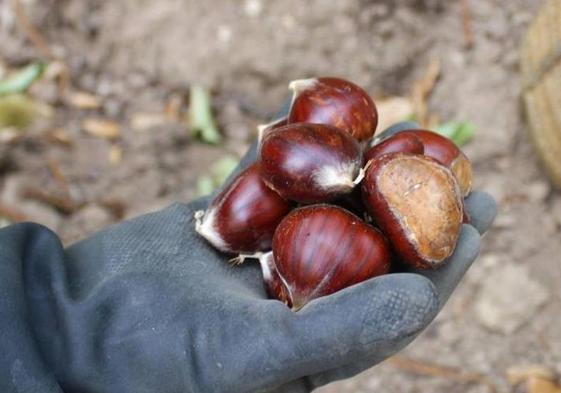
[408,130,474,197]
[271,205,391,310]
[364,131,425,163]
[195,163,291,255]
[288,77,378,142]
[362,153,463,270]
[260,123,363,204]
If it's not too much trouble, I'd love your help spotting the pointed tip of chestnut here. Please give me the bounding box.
[362,153,463,269]
[288,77,319,94]
[257,116,288,144]
[195,208,229,252]
[287,76,378,142]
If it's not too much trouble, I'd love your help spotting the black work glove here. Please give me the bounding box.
[0,114,496,393]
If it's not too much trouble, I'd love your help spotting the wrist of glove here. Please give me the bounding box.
[0,110,496,393]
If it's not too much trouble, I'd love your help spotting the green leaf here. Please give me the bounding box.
[0,63,45,96]
[195,156,240,197]
[434,121,475,147]
[188,85,222,144]
[0,94,37,130]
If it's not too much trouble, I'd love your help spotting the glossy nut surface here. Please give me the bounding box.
[364,131,424,163]
[409,130,474,196]
[362,153,463,269]
[288,77,378,142]
[260,123,362,204]
[272,205,391,310]
[195,163,292,254]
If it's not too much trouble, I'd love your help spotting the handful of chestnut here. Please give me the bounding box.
[196,77,473,311]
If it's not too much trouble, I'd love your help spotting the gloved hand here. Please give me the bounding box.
[0,113,496,393]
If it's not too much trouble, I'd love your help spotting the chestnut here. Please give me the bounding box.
[258,252,292,307]
[408,130,474,196]
[364,131,425,163]
[259,123,363,204]
[271,205,391,310]
[362,153,463,269]
[195,163,292,255]
[287,77,378,142]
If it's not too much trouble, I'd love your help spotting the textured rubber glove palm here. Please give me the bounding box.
[0,120,496,393]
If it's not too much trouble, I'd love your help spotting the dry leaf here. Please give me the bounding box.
[109,145,122,165]
[375,96,414,132]
[82,118,120,140]
[67,91,101,109]
[47,128,73,146]
[507,365,561,393]
[130,112,167,131]
[528,378,561,393]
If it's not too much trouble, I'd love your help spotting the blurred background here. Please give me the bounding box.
[1,0,560,392]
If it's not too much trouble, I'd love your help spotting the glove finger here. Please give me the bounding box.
[265,273,438,384]
[464,191,497,235]
[409,224,481,305]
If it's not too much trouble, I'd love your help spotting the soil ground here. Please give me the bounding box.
[1,0,560,392]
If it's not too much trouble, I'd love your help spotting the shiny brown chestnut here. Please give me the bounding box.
[260,123,363,204]
[271,205,392,310]
[408,130,474,196]
[195,163,291,255]
[287,77,378,142]
[362,153,463,270]
[364,131,424,163]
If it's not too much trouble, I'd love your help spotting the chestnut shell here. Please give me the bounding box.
[362,153,463,269]
[260,123,362,204]
[195,163,292,254]
[364,131,424,163]
[272,205,391,310]
[408,130,474,196]
[288,77,378,142]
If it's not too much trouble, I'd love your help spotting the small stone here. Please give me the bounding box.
[474,263,549,334]
[526,180,550,202]
[244,0,263,17]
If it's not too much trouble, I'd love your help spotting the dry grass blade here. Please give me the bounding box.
[460,0,475,49]
[411,58,441,128]
[388,356,499,393]
[10,0,54,59]
[507,365,561,393]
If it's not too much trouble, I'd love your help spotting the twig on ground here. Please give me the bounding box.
[22,186,83,214]
[411,58,441,128]
[460,0,475,49]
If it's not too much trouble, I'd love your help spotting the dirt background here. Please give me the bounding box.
[1,0,561,392]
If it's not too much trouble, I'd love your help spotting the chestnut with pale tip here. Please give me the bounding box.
[260,123,364,204]
[362,153,463,270]
[271,205,392,310]
[408,129,474,197]
[257,116,288,144]
[195,163,292,257]
[288,77,378,142]
[364,131,425,163]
